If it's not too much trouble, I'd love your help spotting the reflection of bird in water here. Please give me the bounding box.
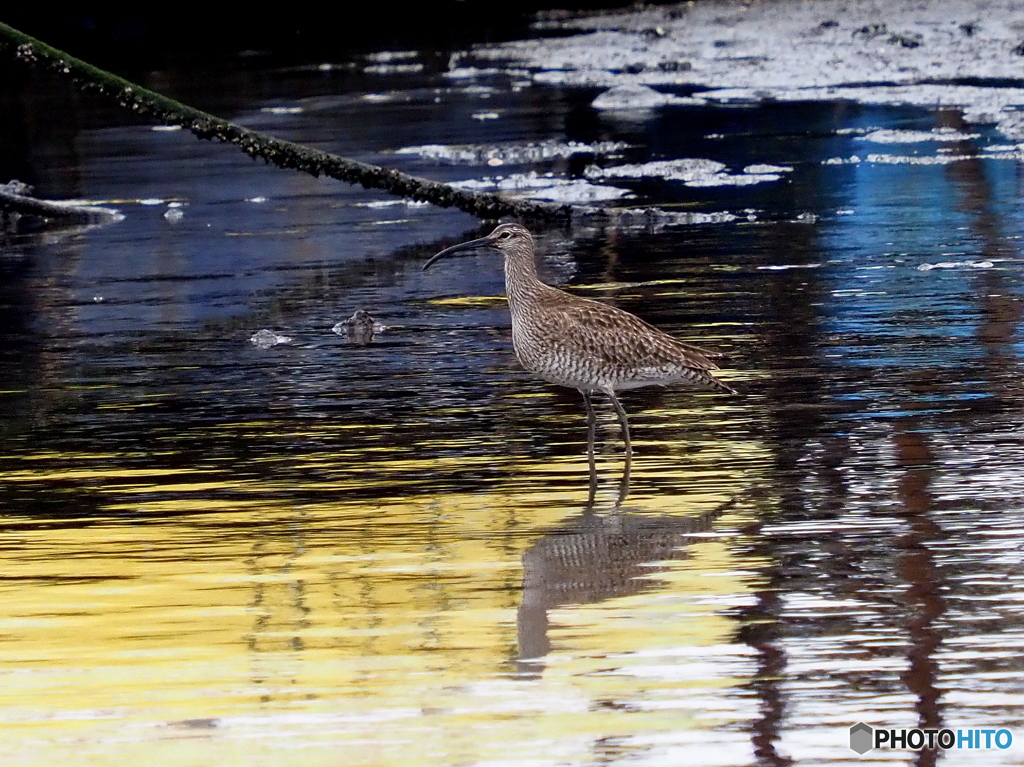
[424,223,736,492]
[516,495,739,675]
[333,310,384,345]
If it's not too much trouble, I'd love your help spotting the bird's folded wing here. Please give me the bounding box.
[538,296,721,372]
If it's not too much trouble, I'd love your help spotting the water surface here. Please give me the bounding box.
[1,44,1023,767]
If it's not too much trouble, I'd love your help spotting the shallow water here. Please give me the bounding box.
[1,43,1023,767]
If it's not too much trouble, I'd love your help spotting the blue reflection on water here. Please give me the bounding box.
[816,121,1022,373]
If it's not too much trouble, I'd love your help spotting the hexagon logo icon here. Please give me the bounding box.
[850,722,874,754]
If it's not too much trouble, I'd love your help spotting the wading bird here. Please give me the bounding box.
[424,223,736,493]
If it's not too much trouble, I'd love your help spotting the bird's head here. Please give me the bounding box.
[423,223,533,270]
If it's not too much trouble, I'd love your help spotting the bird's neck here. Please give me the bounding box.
[504,246,545,311]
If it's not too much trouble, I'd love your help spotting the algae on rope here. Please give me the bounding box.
[0,22,572,222]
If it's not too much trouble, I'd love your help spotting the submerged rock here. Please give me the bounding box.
[463,0,1024,135]
[585,158,791,187]
[591,84,703,110]
[250,329,292,349]
[395,139,629,166]
[0,179,123,229]
[856,127,980,143]
[451,172,632,203]
[333,310,386,344]
[586,158,725,183]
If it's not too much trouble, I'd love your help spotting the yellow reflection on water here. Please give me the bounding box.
[0,446,765,766]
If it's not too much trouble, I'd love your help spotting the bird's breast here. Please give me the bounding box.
[510,319,610,390]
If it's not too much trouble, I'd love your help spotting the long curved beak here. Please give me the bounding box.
[423,235,492,270]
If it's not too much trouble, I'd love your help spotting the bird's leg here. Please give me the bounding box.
[581,390,598,456]
[616,457,631,508]
[586,458,598,509]
[605,389,632,504]
[605,389,632,460]
[581,389,598,458]
[581,389,598,508]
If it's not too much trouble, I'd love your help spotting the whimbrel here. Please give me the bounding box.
[424,223,736,464]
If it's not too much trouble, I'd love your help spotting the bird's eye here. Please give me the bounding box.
[499,231,511,239]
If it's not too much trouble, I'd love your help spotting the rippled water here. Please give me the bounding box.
[2,45,1023,767]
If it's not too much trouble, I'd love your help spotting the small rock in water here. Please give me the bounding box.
[164,203,185,223]
[166,718,220,730]
[852,23,888,40]
[888,32,923,48]
[250,329,292,349]
[1,180,35,196]
[333,310,385,344]
[592,84,674,111]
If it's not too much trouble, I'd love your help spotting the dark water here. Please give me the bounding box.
[1,51,1023,766]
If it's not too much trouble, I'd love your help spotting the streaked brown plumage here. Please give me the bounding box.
[424,223,736,461]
